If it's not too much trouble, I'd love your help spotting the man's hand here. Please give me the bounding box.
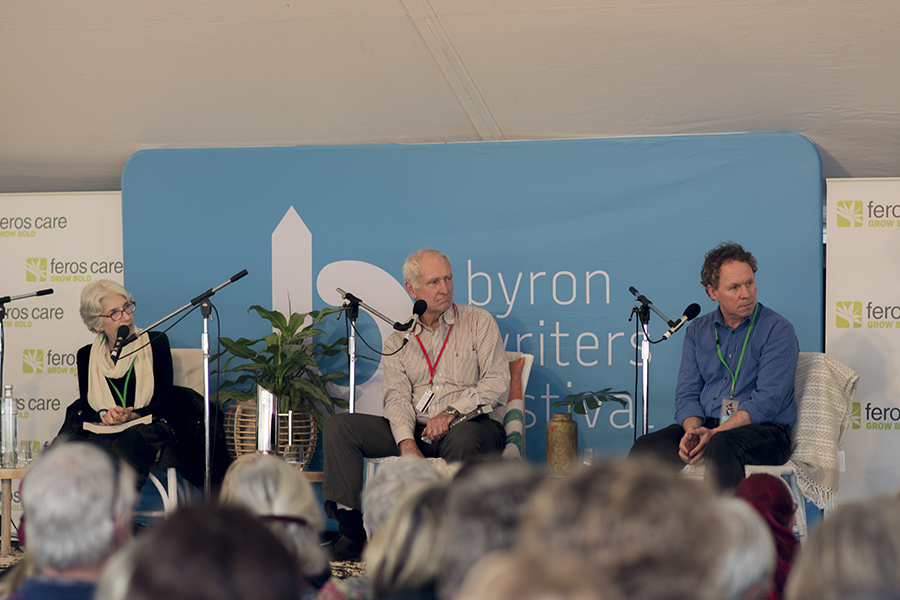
[399,439,424,458]
[422,411,455,443]
[679,426,714,464]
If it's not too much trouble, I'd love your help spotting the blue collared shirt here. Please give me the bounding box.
[674,302,798,427]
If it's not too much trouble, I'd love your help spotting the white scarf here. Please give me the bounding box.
[87,331,155,413]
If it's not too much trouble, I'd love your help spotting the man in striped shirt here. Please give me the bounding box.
[629,242,798,490]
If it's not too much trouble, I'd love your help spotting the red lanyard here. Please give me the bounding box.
[415,305,456,384]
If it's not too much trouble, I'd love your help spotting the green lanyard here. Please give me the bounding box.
[715,303,759,399]
[106,363,135,408]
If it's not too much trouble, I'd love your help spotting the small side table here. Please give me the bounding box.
[0,468,27,556]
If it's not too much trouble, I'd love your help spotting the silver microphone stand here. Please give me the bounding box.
[137,270,248,501]
[628,287,675,436]
[335,287,412,413]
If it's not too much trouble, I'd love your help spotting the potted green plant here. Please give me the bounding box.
[214,305,350,461]
[546,388,629,475]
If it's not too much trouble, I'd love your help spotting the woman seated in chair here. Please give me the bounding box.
[58,279,175,490]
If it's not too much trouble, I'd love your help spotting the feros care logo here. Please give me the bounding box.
[835,301,862,328]
[23,349,44,374]
[858,402,900,431]
[850,402,861,429]
[23,349,76,375]
[836,201,863,228]
[25,258,47,282]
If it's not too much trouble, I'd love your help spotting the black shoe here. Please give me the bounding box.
[323,533,364,562]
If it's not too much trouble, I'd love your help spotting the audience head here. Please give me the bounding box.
[786,497,900,600]
[735,474,796,530]
[79,279,132,333]
[124,505,304,600]
[361,455,448,538]
[21,441,136,575]
[711,497,776,600]
[455,550,621,600]
[220,452,327,577]
[519,457,769,600]
[365,481,449,599]
[436,457,544,600]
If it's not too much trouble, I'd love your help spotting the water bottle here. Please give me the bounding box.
[1,385,18,468]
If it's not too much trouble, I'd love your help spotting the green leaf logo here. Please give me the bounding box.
[850,402,861,429]
[25,258,47,282]
[23,349,44,374]
[835,301,862,328]
[836,201,863,228]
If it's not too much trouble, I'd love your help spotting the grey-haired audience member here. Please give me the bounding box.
[361,456,449,539]
[365,481,449,600]
[786,497,900,600]
[220,453,331,596]
[711,497,775,600]
[435,458,544,600]
[13,441,137,600]
[518,458,772,600]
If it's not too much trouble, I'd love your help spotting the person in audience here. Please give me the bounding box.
[734,474,799,600]
[13,441,137,600]
[58,279,175,490]
[629,242,799,489]
[785,497,900,600]
[220,453,331,597]
[323,248,511,560]
[454,550,619,600]
[712,497,776,600]
[113,505,304,600]
[435,458,544,600]
[316,458,453,600]
[518,458,773,600]
[365,482,449,600]
[360,456,450,539]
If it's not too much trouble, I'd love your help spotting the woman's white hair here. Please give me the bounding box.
[79,279,132,333]
[710,497,776,600]
[220,452,328,577]
[361,456,448,538]
[22,442,137,572]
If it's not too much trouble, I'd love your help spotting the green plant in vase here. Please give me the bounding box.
[213,305,349,429]
[552,388,630,415]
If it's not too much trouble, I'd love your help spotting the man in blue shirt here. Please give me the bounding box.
[629,242,798,489]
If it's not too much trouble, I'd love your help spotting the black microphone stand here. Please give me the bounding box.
[0,289,54,391]
[335,287,412,413]
[137,270,247,501]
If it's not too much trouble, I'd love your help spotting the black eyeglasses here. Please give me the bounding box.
[99,301,136,322]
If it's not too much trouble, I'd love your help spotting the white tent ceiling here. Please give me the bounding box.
[1,0,897,193]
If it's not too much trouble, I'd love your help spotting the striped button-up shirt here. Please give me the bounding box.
[382,303,510,445]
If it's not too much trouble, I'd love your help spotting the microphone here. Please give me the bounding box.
[629,286,653,306]
[401,300,428,344]
[109,325,131,364]
[662,303,702,340]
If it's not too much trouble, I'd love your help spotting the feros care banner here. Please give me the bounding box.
[0,192,122,520]
[826,178,900,503]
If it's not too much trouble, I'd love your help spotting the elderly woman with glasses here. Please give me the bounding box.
[57,279,175,490]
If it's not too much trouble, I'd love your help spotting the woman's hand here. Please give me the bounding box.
[102,406,136,425]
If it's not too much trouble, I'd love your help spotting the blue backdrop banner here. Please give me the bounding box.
[122,133,823,462]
